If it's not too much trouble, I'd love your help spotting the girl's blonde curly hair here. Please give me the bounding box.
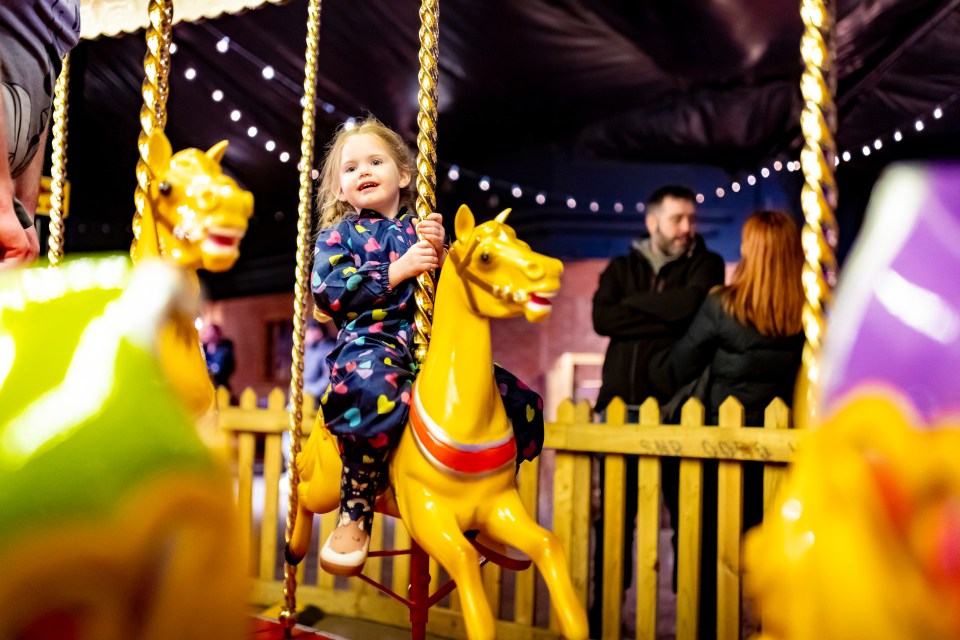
[316,116,416,229]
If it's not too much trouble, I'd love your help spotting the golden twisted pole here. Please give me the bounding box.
[47,53,70,266]
[411,0,441,365]
[796,0,838,429]
[281,0,323,631]
[156,0,174,127]
[131,0,173,261]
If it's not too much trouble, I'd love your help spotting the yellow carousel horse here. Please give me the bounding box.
[289,205,589,640]
[132,130,253,421]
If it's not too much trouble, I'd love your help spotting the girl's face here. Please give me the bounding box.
[337,133,411,218]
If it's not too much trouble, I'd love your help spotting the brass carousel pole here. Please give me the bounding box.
[47,54,70,266]
[408,3,440,638]
[796,0,839,429]
[280,0,323,632]
[131,0,174,261]
[411,0,441,365]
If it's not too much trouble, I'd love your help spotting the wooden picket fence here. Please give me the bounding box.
[217,387,804,640]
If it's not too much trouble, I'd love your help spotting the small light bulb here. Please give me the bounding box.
[447,165,460,181]
[184,67,197,80]
[262,66,275,80]
[511,185,523,198]
[211,90,224,102]
[279,152,290,163]
[535,192,546,205]
[247,126,258,137]
[230,110,241,122]
[216,37,230,53]
[566,197,576,209]
[479,177,490,191]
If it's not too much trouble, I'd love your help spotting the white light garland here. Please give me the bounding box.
[181,23,959,214]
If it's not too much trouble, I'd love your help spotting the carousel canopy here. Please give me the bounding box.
[63,0,960,296]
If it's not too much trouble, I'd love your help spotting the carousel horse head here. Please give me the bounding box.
[135,129,254,272]
[746,163,960,639]
[0,257,246,639]
[449,205,563,323]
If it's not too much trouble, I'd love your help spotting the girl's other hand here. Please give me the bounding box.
[388,239,439,288]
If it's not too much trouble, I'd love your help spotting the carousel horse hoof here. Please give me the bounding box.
[319,521,370,577]
[284,543,303,567]
[465,531,532,572]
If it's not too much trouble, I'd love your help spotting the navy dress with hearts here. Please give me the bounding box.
[311,207,544,513]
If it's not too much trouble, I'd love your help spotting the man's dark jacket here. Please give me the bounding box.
[592,236,724,411]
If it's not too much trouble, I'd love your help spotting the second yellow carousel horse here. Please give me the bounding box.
[131,130,253,422]
[290,205,588,640]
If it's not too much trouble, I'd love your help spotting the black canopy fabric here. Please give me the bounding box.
[59,0,960,295]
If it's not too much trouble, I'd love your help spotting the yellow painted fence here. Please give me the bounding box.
[218,388,804,640]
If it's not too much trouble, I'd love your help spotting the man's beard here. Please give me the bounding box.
[656,234,690,259]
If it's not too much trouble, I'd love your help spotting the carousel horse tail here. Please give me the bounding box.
[286,415,342,563]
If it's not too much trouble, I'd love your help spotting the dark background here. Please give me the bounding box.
[57,0,960,297]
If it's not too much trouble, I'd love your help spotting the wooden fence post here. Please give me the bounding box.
[514,443,540,626]
[260,388,285,581]
[601,398,627,640]
[237,387,258,576]
[636,397,662,640]
[677,398,705,640]
[716,397,744,640]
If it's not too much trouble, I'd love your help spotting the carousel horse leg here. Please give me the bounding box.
[402,500,494,640]
[481,491,589,640]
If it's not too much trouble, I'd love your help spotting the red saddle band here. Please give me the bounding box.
[410,384,516,477]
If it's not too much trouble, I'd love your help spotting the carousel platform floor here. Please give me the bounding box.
[250,613,448,640]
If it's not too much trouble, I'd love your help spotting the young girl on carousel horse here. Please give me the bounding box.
[311,116,544,575]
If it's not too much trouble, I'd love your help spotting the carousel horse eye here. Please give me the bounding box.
[480,251,491,263]
[158,181,173,196]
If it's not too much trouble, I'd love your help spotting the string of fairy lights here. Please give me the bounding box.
[170,22,957,217]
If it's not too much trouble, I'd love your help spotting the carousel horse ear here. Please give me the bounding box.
[206,140,229,164]
[494,208,512,224]
[454,204,475,242]
[144,129,173,179]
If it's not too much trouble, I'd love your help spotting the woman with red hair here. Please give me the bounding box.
[656,209,805,425]
[650,210,805,639]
